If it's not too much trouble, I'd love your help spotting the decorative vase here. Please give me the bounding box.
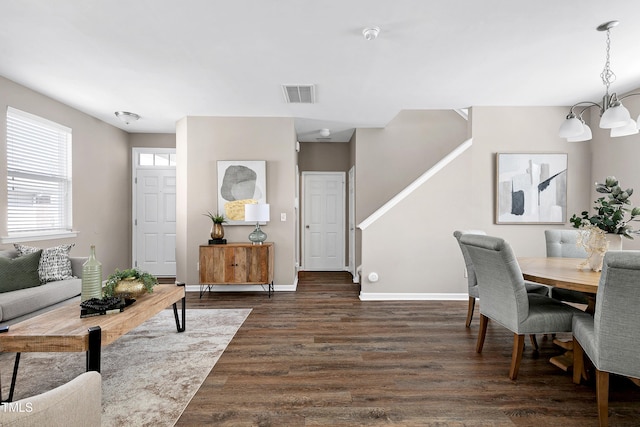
[114,277,147,298]
[580,228,623,272]
[81,245,103,301]
[211,223,224,239]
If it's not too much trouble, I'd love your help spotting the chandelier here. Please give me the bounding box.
[559,21,640,142]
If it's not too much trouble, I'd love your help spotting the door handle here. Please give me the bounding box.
[305,225,310,229]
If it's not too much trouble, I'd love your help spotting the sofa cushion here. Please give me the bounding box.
[0,277,81,321]
[0,249,42,293]
[15,243,75,283]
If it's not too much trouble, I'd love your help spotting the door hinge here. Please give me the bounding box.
[135,177,137,184]
[134,219,137,226]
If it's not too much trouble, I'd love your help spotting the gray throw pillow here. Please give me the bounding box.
[14,243,75,283]
[0,249,42,293]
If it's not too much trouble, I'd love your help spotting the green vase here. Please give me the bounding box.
[81,245,103,301]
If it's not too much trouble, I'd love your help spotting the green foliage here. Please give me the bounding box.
[570,176,640,239]
[103,268,158,297]
[203,211,227,224]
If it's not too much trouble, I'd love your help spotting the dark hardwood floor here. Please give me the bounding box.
[176,272,640,426]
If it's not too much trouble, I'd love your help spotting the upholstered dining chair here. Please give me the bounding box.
[572,251,640,427]
[544,229,590,305]
[459,234,585,380]
[454,230,549,328]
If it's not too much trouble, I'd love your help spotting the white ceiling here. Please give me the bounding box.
[2,1,640,142]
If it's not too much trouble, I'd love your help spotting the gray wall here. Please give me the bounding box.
[357,106,593,297]
[176,116,297,287]
[0,76,131,276]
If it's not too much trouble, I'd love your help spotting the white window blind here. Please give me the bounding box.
[6,107,72,236]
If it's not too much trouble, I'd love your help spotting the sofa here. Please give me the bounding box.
[0,371,101,427]
[0,245,86,326]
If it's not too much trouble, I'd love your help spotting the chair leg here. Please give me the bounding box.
[509,334,525,380]
[573,338,585,384]
[476,314,489,353]
[596,369,610,427]
[529,334,539,351]
[465,297,476,328]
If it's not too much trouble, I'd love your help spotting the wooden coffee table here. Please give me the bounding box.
[0,283,186,402]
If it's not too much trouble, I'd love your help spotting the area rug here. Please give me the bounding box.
[0,308,251,426]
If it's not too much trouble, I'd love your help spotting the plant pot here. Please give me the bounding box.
[114,277,147,298]
[210,223,224,239]
[586,233,623,272]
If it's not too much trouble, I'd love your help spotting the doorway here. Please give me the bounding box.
[132,148,176,277]
[301,172,346,271]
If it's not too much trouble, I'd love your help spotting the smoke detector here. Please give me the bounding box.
[362,27,380,41]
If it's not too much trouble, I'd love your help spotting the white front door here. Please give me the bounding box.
[348,166,356,281]
[133,149,176,277]
[302,172,345,271]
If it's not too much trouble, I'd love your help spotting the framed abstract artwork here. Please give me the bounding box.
[496,153,568,224]
[217,160,266,225]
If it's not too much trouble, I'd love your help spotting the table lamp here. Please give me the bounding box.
[245,203,270,244]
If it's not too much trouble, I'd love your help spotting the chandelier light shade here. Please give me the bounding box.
[610,119,639,137]
[599,102,631,129]
[559,20,640,141]
[567,123,593,142]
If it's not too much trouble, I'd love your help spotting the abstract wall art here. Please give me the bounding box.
[496,153,567,224]
[217,160,266,225]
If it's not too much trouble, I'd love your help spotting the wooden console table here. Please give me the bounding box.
[199,243,274,298]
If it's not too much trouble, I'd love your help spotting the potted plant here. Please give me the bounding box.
[570,176,640,271]
[570,176,640,239]
[204,211,227,239]
[103,268,158,298]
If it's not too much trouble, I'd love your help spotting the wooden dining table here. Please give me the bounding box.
[518,257,601,295]
[518,257,601,372]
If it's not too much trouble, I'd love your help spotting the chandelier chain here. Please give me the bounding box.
[600,28,616,94]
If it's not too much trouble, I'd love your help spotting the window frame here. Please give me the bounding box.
[2,107,76,243]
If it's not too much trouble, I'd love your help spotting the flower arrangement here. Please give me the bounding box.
[103,268,158,297]
[203,211,227,224]
[570,176,640,239]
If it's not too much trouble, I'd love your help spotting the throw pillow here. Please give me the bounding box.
[0,249,43,293]
[14,243,75,283]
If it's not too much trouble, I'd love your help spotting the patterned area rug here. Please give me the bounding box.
[0,308,251,426]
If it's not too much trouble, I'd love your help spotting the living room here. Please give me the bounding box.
[2,1,640,425]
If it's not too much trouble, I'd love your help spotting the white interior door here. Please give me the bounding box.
[133,149,176,277]
[303,172,345,271]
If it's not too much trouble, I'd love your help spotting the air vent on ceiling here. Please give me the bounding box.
[282,84,315,103]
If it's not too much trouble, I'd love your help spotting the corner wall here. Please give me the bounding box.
[176,116,297,287]
[0,76,131,275]
[358,106,592,299]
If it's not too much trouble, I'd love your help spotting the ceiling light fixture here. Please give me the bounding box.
[114,111,141,124]
[559,21,640,141]
[362,27,380,41]
[319,128,331,137]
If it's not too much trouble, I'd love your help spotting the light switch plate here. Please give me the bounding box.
[281,213,286,221]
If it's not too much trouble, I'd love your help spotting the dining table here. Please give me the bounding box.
[517,257,601,295]
[517,256,601,372]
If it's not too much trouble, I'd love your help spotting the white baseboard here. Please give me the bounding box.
[358,292,468,301]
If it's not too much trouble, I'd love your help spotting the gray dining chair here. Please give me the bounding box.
[459,233,585,380]
[454,230,549,328]
[544,229,590,305]
[572,251,640,427]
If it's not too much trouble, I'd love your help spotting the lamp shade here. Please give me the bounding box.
[245,204,270,222]
[600,104,631,129]
[610,119,639,137]
[567,123,593,142]
[559,117,584,138]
